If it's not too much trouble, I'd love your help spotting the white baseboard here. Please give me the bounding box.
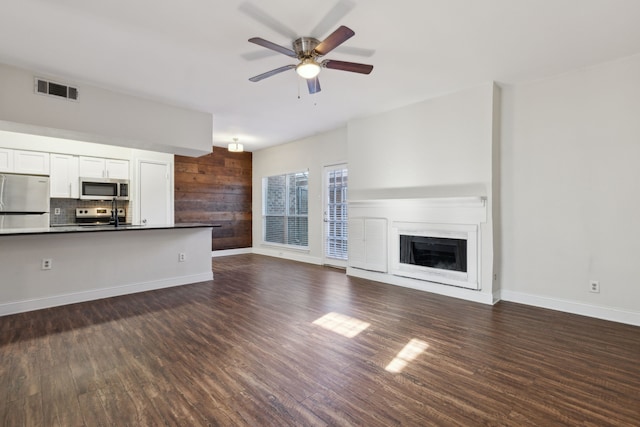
[0,272,213,317]
[347,267,495,305]
[500,289,640,327]
[211,248,253,257]
[252,246,322,265]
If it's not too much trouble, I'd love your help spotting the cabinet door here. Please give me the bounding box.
[106,159,129,179]
[364,218,387,272]
[14,150,50,175]
[0,148,13,172]
[348,217,387,273]
[348,218,367,269]
[50,154,79,198]
[79,156,106,178]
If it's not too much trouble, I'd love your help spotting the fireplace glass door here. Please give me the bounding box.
[399,235,467,273]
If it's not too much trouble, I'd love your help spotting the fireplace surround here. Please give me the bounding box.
[391,222,479,290]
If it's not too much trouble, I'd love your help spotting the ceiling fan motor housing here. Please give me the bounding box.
[294,37,320,58]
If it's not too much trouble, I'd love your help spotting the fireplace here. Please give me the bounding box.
[400,235,467,272]
[391,222,479,290]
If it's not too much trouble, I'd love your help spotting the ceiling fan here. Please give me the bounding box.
[248,25,374,94]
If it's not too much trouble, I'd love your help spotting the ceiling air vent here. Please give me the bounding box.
[34,78,79,101]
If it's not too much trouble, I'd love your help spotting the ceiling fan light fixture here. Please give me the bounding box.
[228,138,243,153]
[296,58,321,79]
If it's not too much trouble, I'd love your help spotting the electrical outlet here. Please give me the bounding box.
[54,208,61,215]
[41,258,52,270]
[178,253,186,262]
[589,280,600,293]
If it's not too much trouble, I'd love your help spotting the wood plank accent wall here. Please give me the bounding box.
[174,147,252,250]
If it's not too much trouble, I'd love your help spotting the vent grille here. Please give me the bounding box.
[34,78,79,101]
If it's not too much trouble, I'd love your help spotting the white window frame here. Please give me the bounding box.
[262,170,309,249]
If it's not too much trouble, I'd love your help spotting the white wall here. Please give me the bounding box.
[348,83,496,200]
[252,128,348,264]
[347,83,498,302]
[501,54,640,325]
[0,62,212,156]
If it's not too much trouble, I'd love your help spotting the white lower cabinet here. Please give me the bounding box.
[50,154,79,198]
[348,217,388,273]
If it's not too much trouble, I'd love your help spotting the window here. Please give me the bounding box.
[263,171,309,248]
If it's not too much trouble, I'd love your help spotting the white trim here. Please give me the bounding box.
[349,197,486,209]
[347,267,494,305]
[212,248,252,257]
[252,246,322,265]
[0,272,213,317]
[500,290,640,327]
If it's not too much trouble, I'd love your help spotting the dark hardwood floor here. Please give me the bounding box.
[1,254,639,426]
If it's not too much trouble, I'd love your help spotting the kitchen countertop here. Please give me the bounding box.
[0,223,220,236]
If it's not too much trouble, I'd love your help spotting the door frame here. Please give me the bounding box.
[322,162,348,268]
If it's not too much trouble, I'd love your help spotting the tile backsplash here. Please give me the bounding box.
[50,199,131,225]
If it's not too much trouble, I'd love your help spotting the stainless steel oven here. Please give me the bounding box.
[75,207,127,226]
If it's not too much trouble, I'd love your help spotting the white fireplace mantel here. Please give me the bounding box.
[348,196,486,209]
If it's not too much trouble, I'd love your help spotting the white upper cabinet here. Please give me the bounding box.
[79,156,129,179]
[105,159,129,179]
[50,154,79,198]
[0,148,13,172]
[78,156,104,178]
[0,148,49,174]
[14,150,50,175]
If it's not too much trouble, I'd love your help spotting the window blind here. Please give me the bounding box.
[325,168,348,260]
[263,171,309,248]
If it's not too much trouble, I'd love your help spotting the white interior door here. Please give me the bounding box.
[139,160,171,226]
[323,164,348,267]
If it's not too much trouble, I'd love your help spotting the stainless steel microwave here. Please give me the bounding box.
[79,177,129,200]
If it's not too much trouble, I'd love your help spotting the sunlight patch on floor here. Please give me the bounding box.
[312,312,371,338]
[385,338,429,373]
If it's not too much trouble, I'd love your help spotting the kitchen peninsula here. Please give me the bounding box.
[0,224,217,316]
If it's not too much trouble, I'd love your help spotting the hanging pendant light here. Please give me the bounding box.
[228,137,243,153]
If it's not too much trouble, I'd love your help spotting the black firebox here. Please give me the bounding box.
[399,235,467,273]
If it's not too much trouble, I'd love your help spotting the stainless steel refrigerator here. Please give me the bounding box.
[0,173,50,229]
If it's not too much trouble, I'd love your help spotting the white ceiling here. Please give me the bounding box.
[2,0,640,152]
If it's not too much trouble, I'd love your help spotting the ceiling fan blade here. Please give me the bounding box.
[310,0,356,38]
[307,77,321,94]
[323,60,373,74]
[248,37,297,58]
[238,2,298,40]
[249,64,296,82]
[314,26,355,56]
